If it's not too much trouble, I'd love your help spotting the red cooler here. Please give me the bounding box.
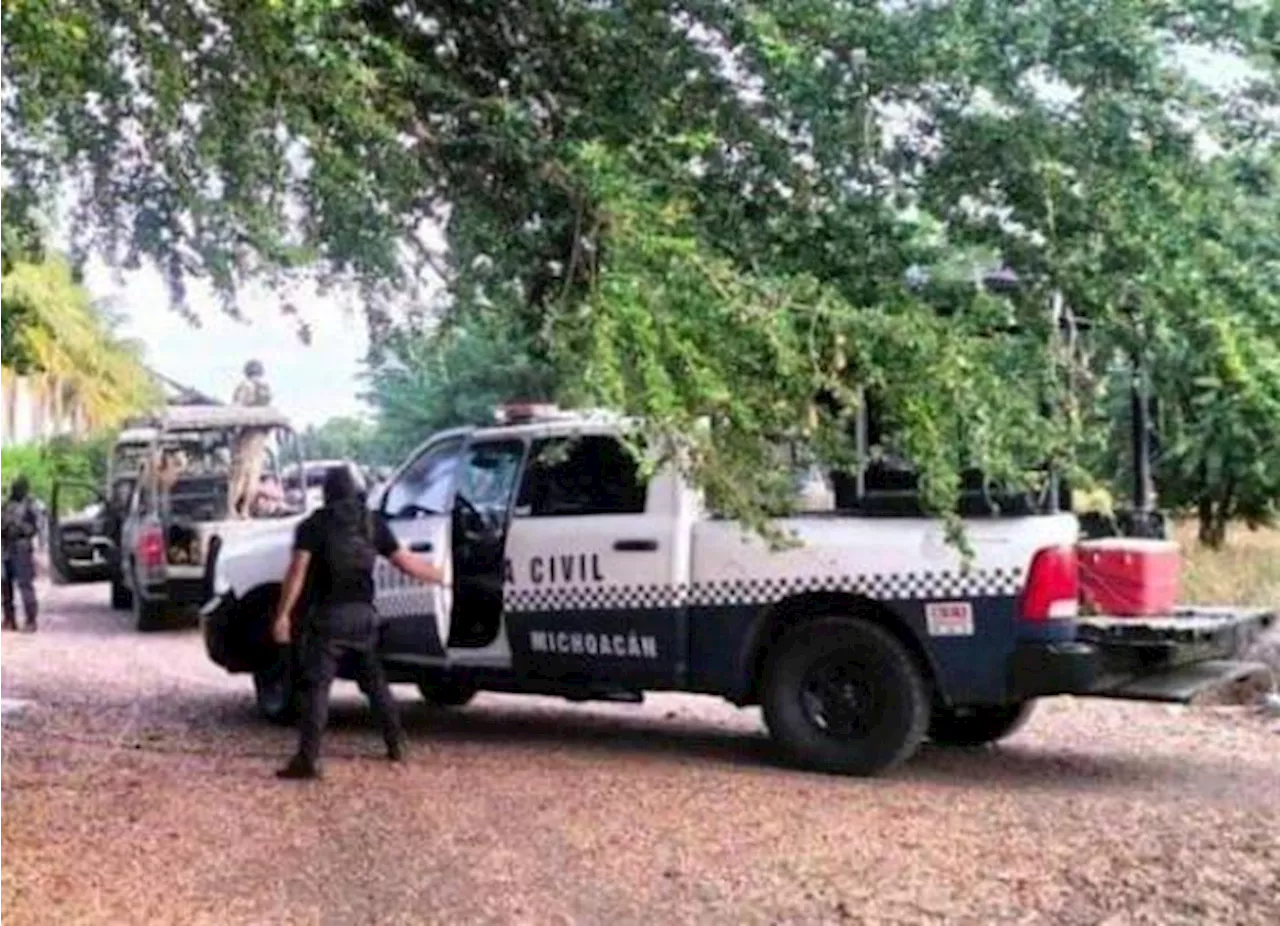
[1077,538,1182,617]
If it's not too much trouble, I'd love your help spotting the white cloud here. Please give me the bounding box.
[83,260,371,427]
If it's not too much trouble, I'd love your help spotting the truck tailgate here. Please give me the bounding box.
[1078,607,1275,703]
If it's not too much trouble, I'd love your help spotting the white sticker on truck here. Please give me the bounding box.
[925,601,975,637]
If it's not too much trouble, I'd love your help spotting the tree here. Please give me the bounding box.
[366,309,557,460]
[4,1,1278,533]
[301,415,384,464]
[1084,154,1280,546]
[2,257,158,433]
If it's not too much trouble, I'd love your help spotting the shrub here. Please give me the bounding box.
[1,433,113,513]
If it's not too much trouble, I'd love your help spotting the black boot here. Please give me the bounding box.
[275,755,320,780]
[2,619,16,632]
[387,739,407,763]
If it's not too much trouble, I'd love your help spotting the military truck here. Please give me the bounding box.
[52,405,308,630]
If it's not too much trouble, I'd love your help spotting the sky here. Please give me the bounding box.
[82,260,373,428]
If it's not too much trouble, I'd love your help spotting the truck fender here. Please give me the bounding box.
[224,582,283,673]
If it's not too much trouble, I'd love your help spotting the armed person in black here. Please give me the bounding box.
[271,466,443,780]
[2,476,42,633]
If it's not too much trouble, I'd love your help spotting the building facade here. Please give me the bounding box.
[1,368,217,446]
[0,370,88,446]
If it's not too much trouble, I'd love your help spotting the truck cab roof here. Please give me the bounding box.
[467,405,630,443]
[134,404,292,433]
[116,427,159,445]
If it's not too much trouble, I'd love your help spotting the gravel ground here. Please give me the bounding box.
[3,582,1279,926]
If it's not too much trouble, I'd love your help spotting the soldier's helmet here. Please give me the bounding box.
[244,359,265,378]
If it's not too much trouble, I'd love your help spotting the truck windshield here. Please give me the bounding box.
[112,443,150,475]
[159,431,235,477]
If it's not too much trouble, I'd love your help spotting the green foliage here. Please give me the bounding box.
[300,416,388,466]
[1,434,113,514]
[549,145,1068,539]
[366,308,558,460]
[5,0,1278,537]
[1079,153,1280,545]
[2,256,158,427]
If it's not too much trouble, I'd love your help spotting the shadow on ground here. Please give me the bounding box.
[7,677,1254,798]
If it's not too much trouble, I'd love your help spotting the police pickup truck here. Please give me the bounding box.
[202,404,1274,776]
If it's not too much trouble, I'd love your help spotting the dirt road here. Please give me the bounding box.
[3,582,1278,925]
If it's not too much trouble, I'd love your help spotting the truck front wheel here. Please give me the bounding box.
[762,616,930,776]
[928,702,1035,747]
[418,677,477,707]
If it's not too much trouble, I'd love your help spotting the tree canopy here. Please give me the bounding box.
[4,0,1278,535]
[3,200,157,433]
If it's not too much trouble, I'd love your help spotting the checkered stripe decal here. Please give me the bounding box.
[378,588,435,619]
[375,564,435,618]
[504,568,1024,613]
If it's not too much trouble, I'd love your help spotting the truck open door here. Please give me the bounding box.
[374,435,463,661]
[49,481,116,585]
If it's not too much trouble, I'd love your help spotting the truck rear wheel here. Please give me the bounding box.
[761,616,930,776]
[132,582,166,632]
[928,702,1035,747]
[254,651,301,725]
[111,579,132,610]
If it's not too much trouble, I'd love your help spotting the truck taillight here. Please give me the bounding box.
[138,525,165,571]
[1019,545,1079,621]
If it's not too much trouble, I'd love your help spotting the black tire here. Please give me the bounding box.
[928,701,1035,747]
[110,579,132,610]
[254,649,301,725]
[417,677,477,707]
[761,616,931,776]
[131,571,167,631]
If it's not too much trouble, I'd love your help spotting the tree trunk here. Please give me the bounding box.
[1197,497,1228,548]
[1,368,15,443]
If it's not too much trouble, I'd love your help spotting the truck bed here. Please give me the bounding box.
[1078,607,1275,703]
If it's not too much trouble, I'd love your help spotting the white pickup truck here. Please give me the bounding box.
[201,405,1274,776]
[54,405,309,630]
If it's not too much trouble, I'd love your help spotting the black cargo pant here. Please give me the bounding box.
[2,547,38,629]
[295,601,405,766]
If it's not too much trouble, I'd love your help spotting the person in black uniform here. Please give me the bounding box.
[271,466,443,780]
[2,476,42,633]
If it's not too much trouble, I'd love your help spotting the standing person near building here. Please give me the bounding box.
[228,359,273,519]
[270,466,444,780]
[2,476,41,633]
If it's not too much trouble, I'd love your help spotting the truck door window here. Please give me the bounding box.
[516,436,647,517]
[383,438,464,519]
[458,441,525,516]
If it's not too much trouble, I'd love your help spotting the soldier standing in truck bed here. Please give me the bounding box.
[228,359,272,519]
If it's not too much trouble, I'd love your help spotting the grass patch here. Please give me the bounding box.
[1176,522,1280,609]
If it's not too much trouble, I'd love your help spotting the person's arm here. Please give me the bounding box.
[271,549,312,644]
[26,503,42,547]
[389,547,445,585]
[372,513,444,586]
